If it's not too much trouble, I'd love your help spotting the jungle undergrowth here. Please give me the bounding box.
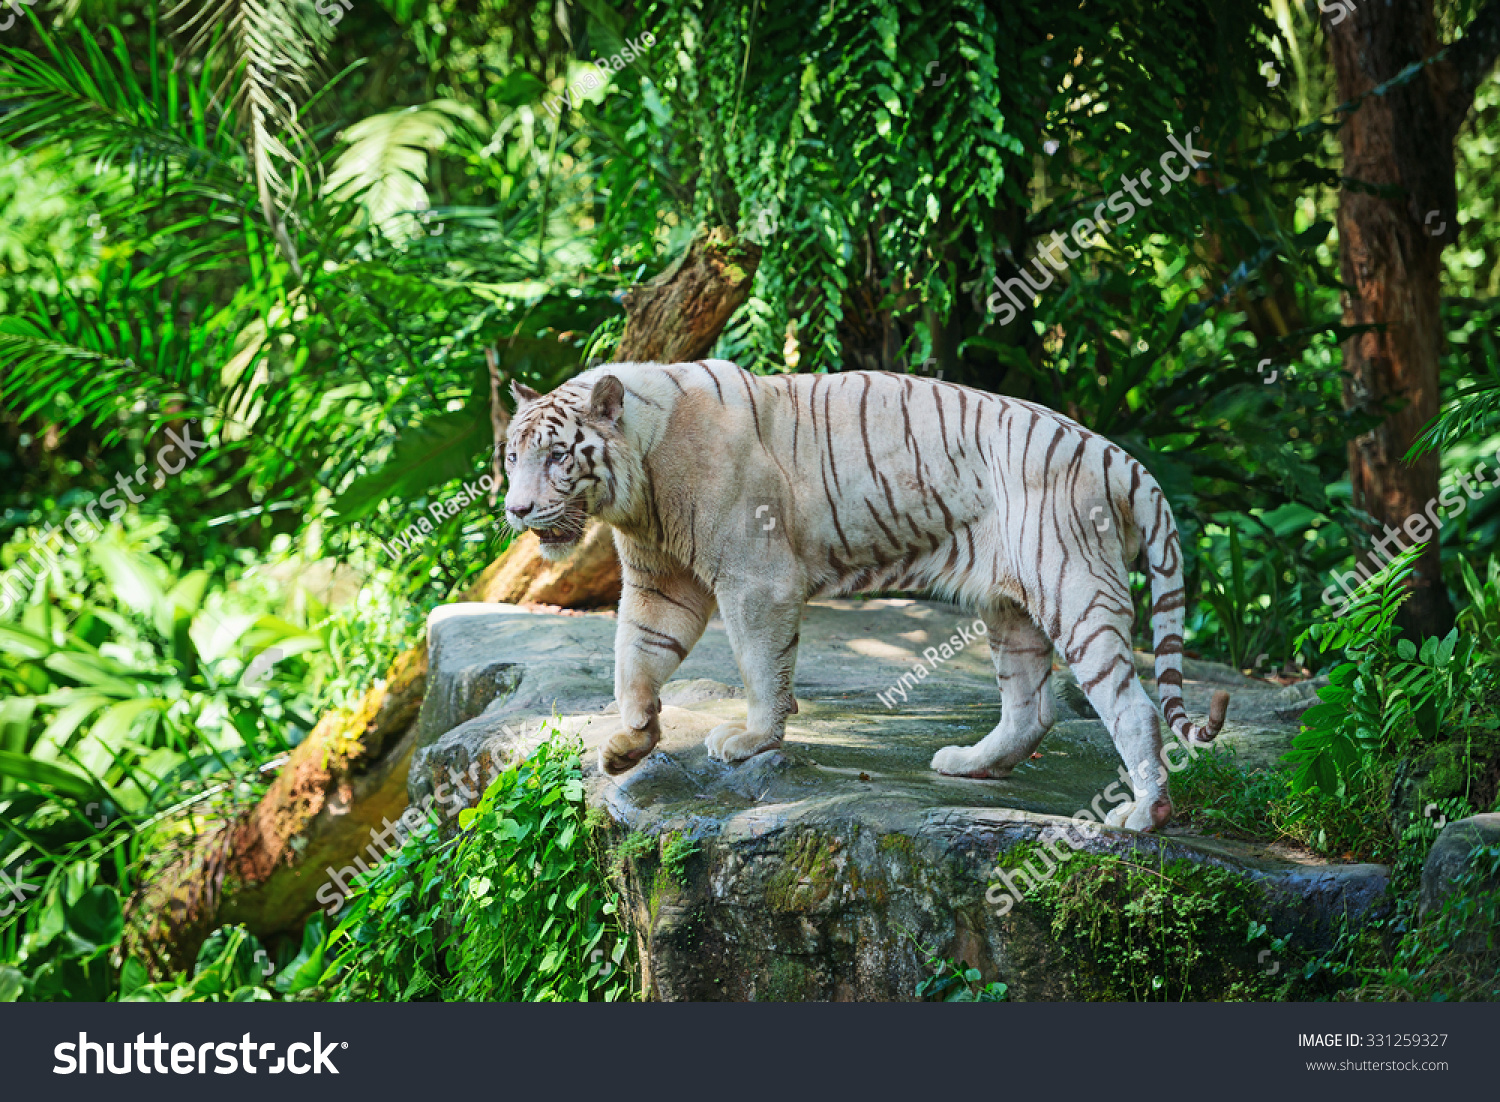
[324,733,630,1001]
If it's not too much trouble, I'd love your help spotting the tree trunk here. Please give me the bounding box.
[1325,0,1500,637]
[125,225,762,972]
[617,226,761,364]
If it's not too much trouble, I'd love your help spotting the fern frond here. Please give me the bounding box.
[169,0,333,277]
[1410,381,1500,458]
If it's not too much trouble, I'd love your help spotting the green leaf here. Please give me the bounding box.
[42,651,136,693]
[66,885,124,952]
[91,541,168,621]
[119,957,149,997]
[487,70,547,107]
[37,694,113,757]
[331,408,490,524]
[0,748,103,800]
[87,698,163,750]
[1293,220,1333,248]
[0,623,52,660]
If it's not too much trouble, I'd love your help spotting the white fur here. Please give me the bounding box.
[504,361,1226,828]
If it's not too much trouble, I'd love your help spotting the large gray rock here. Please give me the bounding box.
[410,598,1390,1000]
[1419,813,1500,921]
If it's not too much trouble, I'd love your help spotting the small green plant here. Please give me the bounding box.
[900,929,1009,1002]
[660,831,700,888]
[915,959,1009,1002]
[1171,746,1391,861]
[609,830,655,878]
[326,733,630,1002]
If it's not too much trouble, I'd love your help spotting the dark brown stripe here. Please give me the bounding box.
[627,620,688,659]
[695,361,725,402]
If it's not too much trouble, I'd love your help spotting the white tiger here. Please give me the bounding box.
[502,359,1228,832]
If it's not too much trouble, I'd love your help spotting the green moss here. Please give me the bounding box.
[646,866,674,927]
[994,842,1287,1001]
[847,860,888,906]
[878,833,916,858]
[760,955,814,1001]
[1424,723,1500,805]
[766,830,842,912]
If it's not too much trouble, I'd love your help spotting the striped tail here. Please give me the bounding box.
[1134,477,1229,744]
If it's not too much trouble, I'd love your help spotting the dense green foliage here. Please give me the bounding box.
[327,735,629,1002]
[1,0,1498,1002]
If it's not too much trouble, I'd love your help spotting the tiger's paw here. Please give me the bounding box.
[930,745,1013,779]
[704,722,781,764]
[599,723,660,776]
[1105,797,1170,832]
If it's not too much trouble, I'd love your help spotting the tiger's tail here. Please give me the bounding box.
[1131,472,1229,744]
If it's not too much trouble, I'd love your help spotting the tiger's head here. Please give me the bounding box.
[502,373,629,560]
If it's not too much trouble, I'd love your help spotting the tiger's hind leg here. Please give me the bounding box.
[1052,600,1170,833]
[930,601,1057,779]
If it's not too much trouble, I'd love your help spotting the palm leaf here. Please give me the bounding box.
[325,100,485,242]
[1410,381,1500,458]
[170,0,334,276]
[331,407,491,523]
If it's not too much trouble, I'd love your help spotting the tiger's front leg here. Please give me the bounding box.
[705,573,803,764]
[601,549,715,776]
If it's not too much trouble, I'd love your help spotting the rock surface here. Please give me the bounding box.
[1419,813,1500,920]
[410,598,1391,1000]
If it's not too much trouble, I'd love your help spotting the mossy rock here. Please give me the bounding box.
[412,598,1392,1000]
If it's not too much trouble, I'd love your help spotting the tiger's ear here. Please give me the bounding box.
[588,374,625,427]
[510,380,541,406]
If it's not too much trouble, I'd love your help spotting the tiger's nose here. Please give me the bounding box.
[506,501,535,522]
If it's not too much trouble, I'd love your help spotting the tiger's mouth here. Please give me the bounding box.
[530,503,588,557]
